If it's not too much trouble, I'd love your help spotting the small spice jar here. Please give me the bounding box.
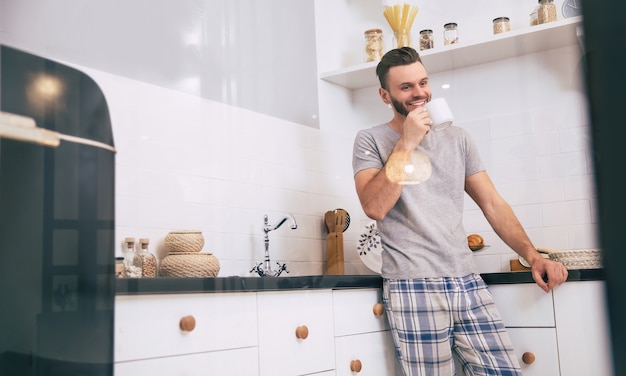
[364,28,384,63]
[492,17,511,34]
[538,0,557,24]
[443,23,458,45]
[419,29,434,51]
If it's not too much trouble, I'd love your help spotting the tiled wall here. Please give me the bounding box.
[437,45,597,273]
[77,40,596,278]
[76,66,370,277]
[1,0,596,276]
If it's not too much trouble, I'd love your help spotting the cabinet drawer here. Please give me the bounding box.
[335,330,399,376]
[333,288,389,336]
[257,290,335,376]
[114,347,259,376]
[115,293,257,361]
[506,327,560,376]
[489,284,555,327]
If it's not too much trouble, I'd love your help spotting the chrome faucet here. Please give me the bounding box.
[250,214,297,277]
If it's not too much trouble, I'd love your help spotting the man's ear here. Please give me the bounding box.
[379,87,390,104]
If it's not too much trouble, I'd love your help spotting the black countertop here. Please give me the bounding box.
[115,269,605,295]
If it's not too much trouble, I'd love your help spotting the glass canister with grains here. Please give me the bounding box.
[364,28,384,62]
[538,0,557,24]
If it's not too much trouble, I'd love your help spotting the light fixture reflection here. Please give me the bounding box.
[27,74,64,111]
[33,74,63,100]
[386,149,432,185]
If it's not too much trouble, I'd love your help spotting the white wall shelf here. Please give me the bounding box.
[320,16,583,90]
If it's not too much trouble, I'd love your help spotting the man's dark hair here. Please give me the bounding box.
[376,47,423,90]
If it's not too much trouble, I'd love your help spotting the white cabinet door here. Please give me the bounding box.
[114,347,259,376]
[489,284,555,327]
[115,293,258,362]
[335,330,399,376]
[506,327,560,376]
[553,281,614,376]
[333,288,389,336]
[257,290,335,376]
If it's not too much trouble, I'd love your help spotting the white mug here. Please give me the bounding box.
[425,98,454,130]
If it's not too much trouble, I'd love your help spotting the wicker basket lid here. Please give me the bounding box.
[164,230,205,253]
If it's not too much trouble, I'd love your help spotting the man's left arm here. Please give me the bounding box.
[465,171,568,292]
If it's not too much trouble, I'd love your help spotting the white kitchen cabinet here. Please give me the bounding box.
[506,327,560,376]
[333,288,399,375]
[553,280,613,376]
[335,331,398,376]
[257,289,336,376]
[333,288,390,336]
[114,292,258,374]
[489,284,555,328]
[488,281,613,376]
[114,347,259,375]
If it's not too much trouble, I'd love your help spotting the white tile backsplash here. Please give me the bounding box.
[17,38,593,277]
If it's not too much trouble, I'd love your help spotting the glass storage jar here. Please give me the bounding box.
[138,238,157,277]
[364,29,384,62]
[443,23,458,45]
[529,7,539,26]
[392,29,412,49]
[538,0,557,24]
[122,237,142,278]
[493,17,510,34]
[419,29,434,50]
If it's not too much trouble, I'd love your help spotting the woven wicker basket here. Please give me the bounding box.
[539,248,602,270]
[164,230,205,253]
[158,252,220,278]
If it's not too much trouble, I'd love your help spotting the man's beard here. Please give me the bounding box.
[390,96,409,117]
[390,94,431,117]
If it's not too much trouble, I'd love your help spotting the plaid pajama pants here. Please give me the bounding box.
[383,274,522,376]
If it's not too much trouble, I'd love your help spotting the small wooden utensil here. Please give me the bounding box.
[326,209,346,275]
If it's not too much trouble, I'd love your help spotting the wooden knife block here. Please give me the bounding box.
[326,231,344,275]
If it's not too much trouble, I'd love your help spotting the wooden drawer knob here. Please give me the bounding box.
[372,303,384,317]
[522,352,536,364]
[295,325,309,340]
[350,359,362,372]
[179,315,196,332]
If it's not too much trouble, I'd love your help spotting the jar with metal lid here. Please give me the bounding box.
[443,23,458,45]
[538,0,557,24]
[419,29,433,51]
[493,17,510,34]
[364,28,384,62]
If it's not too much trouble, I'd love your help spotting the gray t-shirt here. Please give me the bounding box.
[352,123,485,279]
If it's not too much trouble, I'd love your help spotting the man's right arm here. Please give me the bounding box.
[354,148,412,220]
